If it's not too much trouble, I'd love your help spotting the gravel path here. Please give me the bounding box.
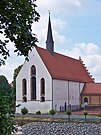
[22,122,101,135]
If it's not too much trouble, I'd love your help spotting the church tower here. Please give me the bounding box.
[46,13,54,55]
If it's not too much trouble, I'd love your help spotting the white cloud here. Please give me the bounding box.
[54,31,67,45]
[0,34,24,83]
[32,14,68,48]
[83,54,101,82]
[0,34,23,83]
[36,0,82,15]
[1,41,101,83]
[1,1,70,83]
[0,62,16,82]
[52,18,67,30]
[0,54,24,83]
[76,43,99,55]
[0,42,24,83]
[0,1,100,83]
[59,43,101,82]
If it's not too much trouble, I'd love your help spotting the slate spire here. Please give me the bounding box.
[46,12,54,55]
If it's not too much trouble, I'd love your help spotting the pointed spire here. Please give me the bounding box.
[46,12,54,55]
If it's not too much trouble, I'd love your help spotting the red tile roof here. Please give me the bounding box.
[82,83,101,94]
[36,46,94,83]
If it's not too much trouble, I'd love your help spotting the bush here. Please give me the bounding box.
[98,114,101,117]
[83,111,88,121]
[49,109,56,115]
[36,111,41,115]
[21,107,28,115]
[83,111,88,116]
[66,109,72,115]
[66,109,72,121]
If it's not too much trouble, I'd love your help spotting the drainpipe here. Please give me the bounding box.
[79,82,81,109]
[52,78,53,109]
[68,81,69,108]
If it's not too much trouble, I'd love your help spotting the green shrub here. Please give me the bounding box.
[66,109,72,115]
[83,111,88,116]
[66,109,72,121]
[21,107,28,115]
[83,111,88,121]
[98,114,101,117]
[49,109,56,115]
[36,111,41,115]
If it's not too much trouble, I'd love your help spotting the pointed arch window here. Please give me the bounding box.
[30,65,36,76]
[30,65,36,100]
[40,78,45,102]
[22,78,27,102]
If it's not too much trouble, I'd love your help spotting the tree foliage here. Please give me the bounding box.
[0,76,15,135]
[11,65,22,110]
[0,0,40,65]
[12,65,22,92]
[0,75,11,95]
[0,95,15,135]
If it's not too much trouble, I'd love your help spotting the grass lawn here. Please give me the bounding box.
[14,113,101,126]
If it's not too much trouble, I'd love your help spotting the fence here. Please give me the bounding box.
[60,104,101,114]
[60,105,80,112]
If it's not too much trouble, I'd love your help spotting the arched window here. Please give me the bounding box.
[40,78,45,102]
[30,65,36,76]
[22,78,27,102]
[84,97,88,103]
[30,65,36,100]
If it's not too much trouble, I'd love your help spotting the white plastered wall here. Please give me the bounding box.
[16,47,52,113]
[53,79,84,111]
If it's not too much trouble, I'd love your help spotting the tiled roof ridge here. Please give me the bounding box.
[35,46,94,83]
[36,46,79,61]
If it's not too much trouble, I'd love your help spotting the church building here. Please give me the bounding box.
[16,14,101,114]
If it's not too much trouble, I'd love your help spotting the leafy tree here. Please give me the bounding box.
[0,76,15,134]
[0,75,11,95]
[0,75,14,110]
[0,0,40,133]
[12,65,22,92]
[11,65,22,109]
[0,0,40,65]
[0,96,15,135]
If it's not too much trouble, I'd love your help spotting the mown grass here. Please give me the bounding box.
[14,115,101,126]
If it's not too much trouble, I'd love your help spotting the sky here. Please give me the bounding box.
[0,0,101,83]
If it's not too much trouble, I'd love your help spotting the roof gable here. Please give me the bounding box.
[36,46,93,83]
